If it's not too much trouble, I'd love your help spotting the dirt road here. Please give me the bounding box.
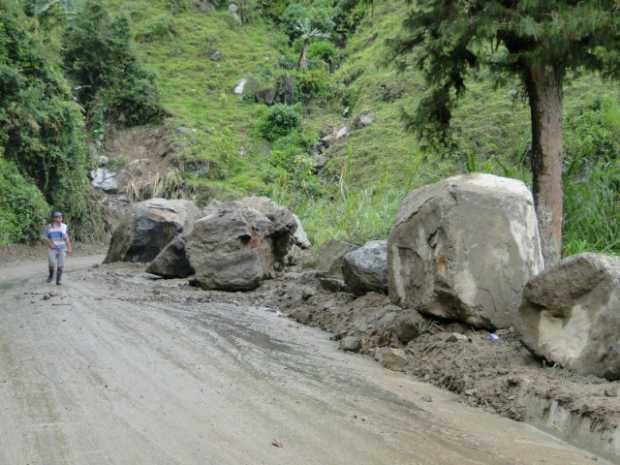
[0,256,611,465]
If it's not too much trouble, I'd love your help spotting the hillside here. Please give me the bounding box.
[1,0,618,254]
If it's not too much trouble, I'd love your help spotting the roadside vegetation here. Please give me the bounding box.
[1,0,618,256]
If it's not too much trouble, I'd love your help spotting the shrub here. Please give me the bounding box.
[280,1,335,42]
[0,159,49,245]
[294,68,333,101]
[258,104,301,141]
[307,40,337,69]
[280,3,309,42]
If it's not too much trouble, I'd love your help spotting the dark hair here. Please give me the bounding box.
[52,211,63,218]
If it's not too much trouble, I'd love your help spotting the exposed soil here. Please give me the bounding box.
[244,269,620,461]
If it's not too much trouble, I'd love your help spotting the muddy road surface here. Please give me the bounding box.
[0,256,611,465]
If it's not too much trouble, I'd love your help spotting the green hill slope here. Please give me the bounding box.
[2,0,617,254]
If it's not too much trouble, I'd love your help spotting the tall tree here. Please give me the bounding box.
[390,0,620,265]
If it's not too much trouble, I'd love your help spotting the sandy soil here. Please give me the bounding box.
[0,255,611,465]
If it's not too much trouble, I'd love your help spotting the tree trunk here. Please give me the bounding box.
[297,40,308,70]
[524,64,564,267]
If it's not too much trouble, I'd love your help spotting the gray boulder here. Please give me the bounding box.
[90,168,119,193]
[104,198,202,264]
[319,126,349,149]
[146,236,195,279]
[233,78,247,95]
[520,253,620,380]
[186,201,297,291]
[342,240,388,295]
[353,112,374,129]
[388,173,544,329]
[234,196,300,264]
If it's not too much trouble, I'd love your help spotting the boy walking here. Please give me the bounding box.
[47,211,72,285]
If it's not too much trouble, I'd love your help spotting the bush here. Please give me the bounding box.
[307,40,338,70]
[258,104,301,141]
[294,68,333,101]
[0,1,96,239]
[0,159,49,245]
[280,4,309,42]
[280,1,336,42]
[63,0,165,127]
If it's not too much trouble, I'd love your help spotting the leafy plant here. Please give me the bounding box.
[258,104,301,141]
[0,159,49,245]
[307,40,337,70]
[62,0,165,127]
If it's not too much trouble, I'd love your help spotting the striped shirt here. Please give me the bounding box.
[47,223,68,251]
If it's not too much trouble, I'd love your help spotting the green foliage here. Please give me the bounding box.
[135,14,177,42]
[280,3,308,41]
[280,1,335,42]
[63,0,165,127]
[0,159,49,245]
[294,68,333,101]
[258,104,301,140]
[562,96,620,255]
[390,0,620,142]
[0,0,96,239]
[307,40,337,68]
[163,0,191,14]
[563,161,620,256]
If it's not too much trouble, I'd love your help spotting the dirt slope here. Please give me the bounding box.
[0,256,610,465]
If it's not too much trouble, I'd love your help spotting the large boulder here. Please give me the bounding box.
[342,240,388,295]
[104,198,202,264]
[388,173,544,329]
[235,196,302,262]
[520,253,620,380]
[186,201,296,291]
[145,236,195,278]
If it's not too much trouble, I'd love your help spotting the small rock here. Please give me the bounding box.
[233,78,247,95]
[374,347,408,372]
[90,168,119,193]
[319,276,348,293]
[604,388,618,398]
[353,112,374,129]
[228,3,241,22]
[446,332,469,343]
[97,155,110,166]
[208,50,222,61]
[176,126,197,135]
[340,336,362,352]
[420,395,433,403]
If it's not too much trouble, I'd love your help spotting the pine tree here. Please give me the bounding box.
[390,0,620,265]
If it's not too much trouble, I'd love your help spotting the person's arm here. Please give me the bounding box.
[46,226,55,249]
[65,231,72,255]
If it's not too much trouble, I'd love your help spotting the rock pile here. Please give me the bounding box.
[105,196,304,291]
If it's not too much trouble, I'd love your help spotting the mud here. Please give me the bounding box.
[0,253,617,464]
[246,270,620,462]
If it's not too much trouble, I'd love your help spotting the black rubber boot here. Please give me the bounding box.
[56,267,63,286]
[47,267,54,284]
